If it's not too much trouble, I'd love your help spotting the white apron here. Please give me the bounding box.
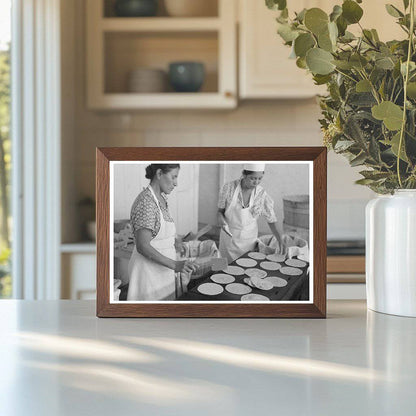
[219,183,258,262]
[127,186,176,301]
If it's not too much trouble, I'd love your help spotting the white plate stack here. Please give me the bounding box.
[127,68,167,93]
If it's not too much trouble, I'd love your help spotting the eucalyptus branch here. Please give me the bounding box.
[334,68,358,83]
[397,0,415,187]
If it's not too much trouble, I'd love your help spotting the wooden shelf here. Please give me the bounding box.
[101,17,221,32]
[86,0,237,109]
[89,92,235,110]
[327,256,365,274]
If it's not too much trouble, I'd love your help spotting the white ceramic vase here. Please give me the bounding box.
[366,190,416,317]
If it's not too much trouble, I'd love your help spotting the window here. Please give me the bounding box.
[0,0,11,298]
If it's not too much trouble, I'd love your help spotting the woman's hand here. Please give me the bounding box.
[175,260,199,274]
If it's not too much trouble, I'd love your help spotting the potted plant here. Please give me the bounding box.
[266,0,416,316]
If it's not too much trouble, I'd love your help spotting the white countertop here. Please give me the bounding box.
[1,300,415,415]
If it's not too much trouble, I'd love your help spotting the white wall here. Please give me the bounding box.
[113,163,200,235]
[198,163,309,235]
[223,163,309,234]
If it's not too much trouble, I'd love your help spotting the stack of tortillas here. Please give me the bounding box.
[265,276,287,287]
[245,268,267,279]
[260,261,281,271]
[247,275,273,291]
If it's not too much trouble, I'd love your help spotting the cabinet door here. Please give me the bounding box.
[239,0,323,99]
[239,0,405,99]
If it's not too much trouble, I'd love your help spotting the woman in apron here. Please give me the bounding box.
[218,163,285,263]
[127,164,197,301]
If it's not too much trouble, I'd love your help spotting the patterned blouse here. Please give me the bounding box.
[130,187,174,238]
[218,179,277,223]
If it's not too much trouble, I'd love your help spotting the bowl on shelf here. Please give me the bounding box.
[164,0,217,17]
[127,68,167,93]
[86,221,96,242]
[114,0,158,17]
[168,62,205,92]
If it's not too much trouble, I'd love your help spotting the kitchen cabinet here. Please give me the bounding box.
[86,0,237,109]
[239,0,327,99]
[238,0,405,99]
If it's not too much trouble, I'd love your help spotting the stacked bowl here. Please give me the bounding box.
[127,68,167,93]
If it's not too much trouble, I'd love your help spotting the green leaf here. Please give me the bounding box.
[296,57,307,69]
[381,132,409,162]
[359,170,391,180]
[306,48,335,75]
[350,152,368,167]
[336,15,348,36]
[304,8,329,35]
[375,57,395,70]
[355,178,377,185]
[277,23,299,42]
[371,29,380,42]
[339,31,356,42]
[334,139,356,152]
[350,53,368,69]
[295,8,307,22]
[385,4,404,18]
[372,101,404,130]
[333,59,353,70]
[401,61,416,77]
[330,5,343,22]
[407,82,416,99]
[369,136,381,162]
[294,33,315,57]
[342,0,363,24]
[318,31,334,52]
[266,0,287,11]
[356,79,372,92]
[313,74,332,85]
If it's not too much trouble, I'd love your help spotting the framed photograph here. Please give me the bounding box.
[96,147,327,318]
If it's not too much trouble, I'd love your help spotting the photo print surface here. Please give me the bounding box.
[110,161,312,303]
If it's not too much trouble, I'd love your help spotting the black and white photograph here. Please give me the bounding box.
[110,161,312,303]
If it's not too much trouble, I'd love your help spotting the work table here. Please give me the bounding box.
[1,300,415,415]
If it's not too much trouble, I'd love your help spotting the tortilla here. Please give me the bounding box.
[245,268,268,279]
[197,283,224,296]
[247,252,267,260]
[241,294,270,301]
[210,273,235,284]
[225,283,252,295]
[224,265,245,276]
[265,276,288,287]
[236,258,257,268]
[260,261,282,271]
[249,275,274,290]
[285,258,307,268]
[280,266,303,276]
[266,254,286,262]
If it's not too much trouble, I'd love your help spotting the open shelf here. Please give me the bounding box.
[86,0,236,109]
[104,31,218,94]
[101,17,221,31]
[103,0,219,18]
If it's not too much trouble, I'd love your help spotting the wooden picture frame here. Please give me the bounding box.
[96,147,327,318]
